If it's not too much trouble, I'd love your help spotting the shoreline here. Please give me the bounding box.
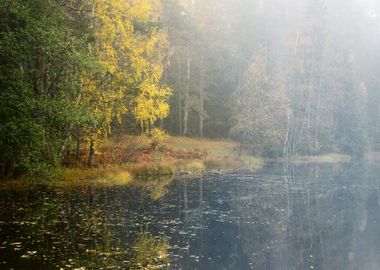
[2,136,372,188]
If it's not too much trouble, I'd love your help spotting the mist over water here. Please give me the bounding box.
[1,162,380,269]
[1,0,380,269]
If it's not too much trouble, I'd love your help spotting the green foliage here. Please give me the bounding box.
[0,0,375,179]
[0,0,93,177]
[0,0,171,178]
[230,48,288,152]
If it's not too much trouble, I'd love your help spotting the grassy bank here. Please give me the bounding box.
[165,137,263,171]
[3,136,359,189]
[56,136,263,185]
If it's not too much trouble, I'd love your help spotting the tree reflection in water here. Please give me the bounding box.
[1,162,380,269]
[0,183,171,269]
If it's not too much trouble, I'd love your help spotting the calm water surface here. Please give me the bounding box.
[1,162,380,269]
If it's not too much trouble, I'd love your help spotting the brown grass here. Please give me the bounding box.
[5,136,263,188]
[128,161,176,179]
[165,136,239,158]
[163,137,264,172]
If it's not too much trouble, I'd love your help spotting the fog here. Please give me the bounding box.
[1,0,379,176]
[2,1,380,269]
[162,0,380,158]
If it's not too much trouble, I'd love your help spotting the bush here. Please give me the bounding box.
[150,128,168,150]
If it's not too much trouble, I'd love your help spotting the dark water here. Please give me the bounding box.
[1,162,380,270]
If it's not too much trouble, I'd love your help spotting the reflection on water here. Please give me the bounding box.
[1,162,380,269]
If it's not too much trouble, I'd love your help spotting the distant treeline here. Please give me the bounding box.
[1,0,379,178]
[162,0,378,158]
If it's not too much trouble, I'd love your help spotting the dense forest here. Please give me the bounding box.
[1,0,379,178]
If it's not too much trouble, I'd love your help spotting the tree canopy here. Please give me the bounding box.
[1,0,378,177]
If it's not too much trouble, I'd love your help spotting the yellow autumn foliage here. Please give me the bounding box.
[78,0,171,144]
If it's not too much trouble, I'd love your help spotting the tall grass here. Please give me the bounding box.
[57,166,132,186]
[128,162,176,179]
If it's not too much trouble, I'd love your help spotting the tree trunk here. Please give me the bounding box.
[177,51,182,135]
[306,72,313,155]
[76,126,81,160]
[0,161,5,179]
[4,156,16,179]
[315,41,326,153]
[375,104,380,140]
[199,48,205,137]
[183,57,191,136]
[88,140,95,168]
[238,142,243,158]
[183,93,189,136]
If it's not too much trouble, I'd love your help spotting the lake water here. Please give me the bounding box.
[1,161,380,269]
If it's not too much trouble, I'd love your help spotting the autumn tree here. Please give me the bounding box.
[230,49,288,157]
[0,0,172,175]
[78,0,172,166]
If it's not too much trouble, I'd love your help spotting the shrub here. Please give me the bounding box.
[150,128,168,150]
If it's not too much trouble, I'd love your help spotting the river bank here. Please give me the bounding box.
[3,136,364,189]
[59,136,263,183]
[2,136,262,188]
